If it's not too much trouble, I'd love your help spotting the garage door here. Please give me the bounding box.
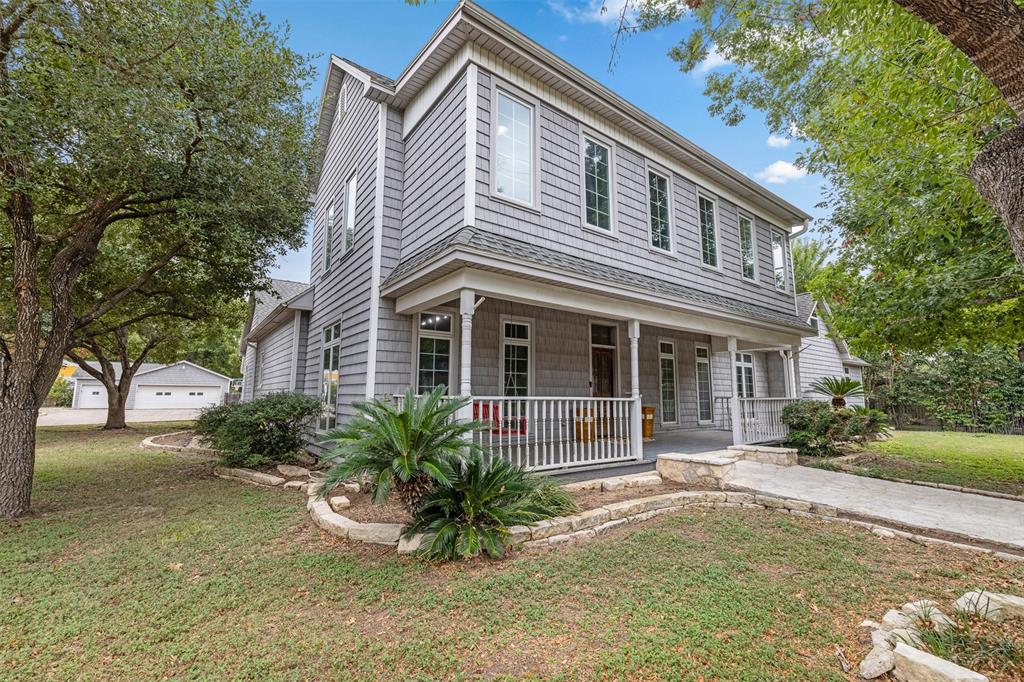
[77,384,107,409]
[135,385,221,409]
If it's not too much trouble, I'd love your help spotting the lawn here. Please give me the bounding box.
[3,425,1023,680]
[827,430,1024,497]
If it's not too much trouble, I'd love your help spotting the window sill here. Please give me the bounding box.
[487,191,543,216]
[581,223,617,239]
[648,246,677,260]
[698,263,724,275]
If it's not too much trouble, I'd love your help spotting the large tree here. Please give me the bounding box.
[0,0,313,517]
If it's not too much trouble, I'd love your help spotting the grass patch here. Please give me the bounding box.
[2,425,1023,680]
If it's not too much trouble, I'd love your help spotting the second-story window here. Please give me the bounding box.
[323,204,335,271]
[739,213,757,281]
[772,229,787,290]
[648,170,671,252]
[344,174,357,252]
[583,136,612,231]
[698,193,719,267]
[494,90,533,205]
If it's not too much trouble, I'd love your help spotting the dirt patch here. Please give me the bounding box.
[152,431,194,447]
[568,480,700,511]
[334,489,412,524]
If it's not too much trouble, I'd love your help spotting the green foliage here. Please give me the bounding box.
[782,400,885,455]
[194,392,321,468]
[317,387,479,511]
[791,238,830,294]
[406,453,570,562]
[913,604,1023,675]
[524,475,579,518]
[809,376,864,407]
[47,379,74,408]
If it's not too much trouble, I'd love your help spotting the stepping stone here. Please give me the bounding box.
[328,495,350,512]
[277,464,310,478]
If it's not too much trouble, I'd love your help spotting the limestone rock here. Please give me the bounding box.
[397,533,424,555]
[283,480,307,491]
[859,646,895,679]
[570,508,610,531]
[892,642,988,681]
[328,495,351,511]
[872,527,897,539]
[888,627,924,648]
[954,591,1024,623]
[902,600,941,617]
[507,525,532,545]
[871,629,893,650]
[276,464,310,478]
[348,523,403,545]
[783,498,812,512]
[342,481,361,493]
[560,479,602,492]
[624,474,663,488]
[601,477,626,491]
[530,516,573,539]
[882,609,914,631]
[214,467,286,487]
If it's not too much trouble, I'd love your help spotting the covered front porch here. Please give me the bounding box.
[386,266,810,472]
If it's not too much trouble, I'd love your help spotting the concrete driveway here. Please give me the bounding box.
[38,408,201,426]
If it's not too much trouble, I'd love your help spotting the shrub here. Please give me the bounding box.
[809,376,865,408]
[406,453,571,561]
[195,392,321,468]
[782,400,840,456]
[48,378,75,407]
[317,386,478,511]
[845,406,890,442]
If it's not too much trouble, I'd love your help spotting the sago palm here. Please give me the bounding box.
[810,376,864,408]
[316,386,479,511]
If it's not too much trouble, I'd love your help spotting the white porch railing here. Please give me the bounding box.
[738,397,799,444]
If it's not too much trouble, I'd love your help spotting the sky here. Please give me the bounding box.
[252,0,827,283]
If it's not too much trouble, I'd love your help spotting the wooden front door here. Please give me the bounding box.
[592,347,615,397]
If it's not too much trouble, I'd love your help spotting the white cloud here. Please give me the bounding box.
[548,0,634,26]
[558,34,569,43]
[695,45,731,73]
[756,160,807,184]
[766,133,790,148]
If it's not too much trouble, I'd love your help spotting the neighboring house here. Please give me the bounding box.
[795,293,869,407]
[240,1,816,468]
[71,361,231,410]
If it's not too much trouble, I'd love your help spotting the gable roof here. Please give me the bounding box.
[317,0,811,231]
[72,362,165,381]
[240,278,313,351]
[135,360,233,382]
[800,296,870,367]
[795,293,817,322]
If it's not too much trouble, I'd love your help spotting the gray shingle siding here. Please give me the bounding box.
[253,320,296,397]
[799,315,866,406]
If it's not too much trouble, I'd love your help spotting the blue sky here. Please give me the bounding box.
[253,0,826,283]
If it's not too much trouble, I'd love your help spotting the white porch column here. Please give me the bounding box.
[728,336,743,445]
[788,345,800,398]
[459,289,475,422]
[628,320,643,461]
[778,349,791,398]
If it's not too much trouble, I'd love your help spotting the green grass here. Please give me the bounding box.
[3,425,1023,680]
[830,430,1024,496]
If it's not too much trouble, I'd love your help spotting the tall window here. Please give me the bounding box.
[583,137,612,231]
[772,230,787,290]
[735,352,755,399]
[695,345,713,423]
[323,205,335,271]
[659,341,677,424]
[739,213,756,280]
[648,171,671,252]
[319,322,342,430]
[494,91,533,204]
[417,312,452,394]
[698,194,718,267]
[344,174,357,251]
[502,321,530,396]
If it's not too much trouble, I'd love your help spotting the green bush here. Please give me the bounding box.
[782,401,890,456]
[194,392,321,468]
[48,378,75,407]
[406,452,573,561]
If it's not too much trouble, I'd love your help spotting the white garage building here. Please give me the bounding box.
[71,361,231,410]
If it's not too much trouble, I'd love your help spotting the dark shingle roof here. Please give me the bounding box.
[341,58,395,89]
[795,293,817,322]
[252,279,310,330]
[385,227,814,331]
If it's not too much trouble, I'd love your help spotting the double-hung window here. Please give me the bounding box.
[502,321,531,397]
[648,170,672,252]
[417,312,452,394]
[494,90,534,205]
[319,322,342,430]
[659,341,677,424]
[695,345,713,423]
[582,136,612,231]
[697,193,719,267]
[735,352,755,399]
[739,213,757,281]
[772,230,787,290]
[344,174,357,252]
[323,205,335,271]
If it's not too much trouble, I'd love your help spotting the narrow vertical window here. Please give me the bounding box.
[344,174,357,251]
[695,346,713,423]
[698,194,718,267]
[323,205,334,271]
[494,91,533,204]
[583,137,612,231]
[659,341,677,424]
[319,322,342,430]
[417,312,452,394]
[739,213,756,280]
[771,230,787,289]
[648,171,671,252]
[502,321,530,397]
[735,352,755,399]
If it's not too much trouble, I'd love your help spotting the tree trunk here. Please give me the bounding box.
[969,125,1024,268]
[0,399,38,518]
[103,379,130,430]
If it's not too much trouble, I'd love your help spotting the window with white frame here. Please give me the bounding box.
[739,213,757,280]
[735,352,755,399]
[344,174,357,251]
[319,322,342,430]
[659,341,677,424]
[417,312,452,394]
[323,204,335,271]
[695,345,713,423]
[502,321,530,397]
[583,137,612,231]
[494,90,534,205]
[772,230,787,290]
[698,194,719,267]
[648,170,671,252]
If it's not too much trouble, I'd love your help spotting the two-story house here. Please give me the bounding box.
[240,0,816,471]
[796,293,869,407]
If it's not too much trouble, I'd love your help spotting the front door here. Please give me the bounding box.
[592,347,615,397]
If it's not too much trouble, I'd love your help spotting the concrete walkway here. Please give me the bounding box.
[730,461,1024,552]
[37,408,201,426]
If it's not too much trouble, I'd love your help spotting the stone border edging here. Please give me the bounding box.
[140,430,220,457]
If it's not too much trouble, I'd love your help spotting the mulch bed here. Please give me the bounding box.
[568,480,698,511]
[152,431,195,448]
